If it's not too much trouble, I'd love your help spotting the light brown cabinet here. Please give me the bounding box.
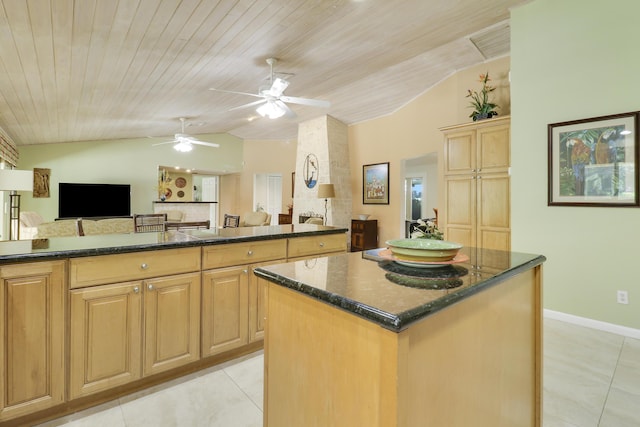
[0,261,65,422]
[201,266,249,356]
[69,281,142,399]
[442,117,511,253]
[202,240,287,356]
[69,248,201,399]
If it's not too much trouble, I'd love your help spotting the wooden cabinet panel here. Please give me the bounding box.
[201,266,249,356]
[70,271,200,398]
[444,130,475,174]
[442,117,510,253]
[477,123,510,173]
[287,234,347,258]
[202,240,287,270]
[69,281,142,399]
[144,272,200,376]
[0,261,65,421]
[249,260,285,342]
[350,220,378,252]
[70,247,201,288]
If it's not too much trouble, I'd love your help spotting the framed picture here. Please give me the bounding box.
[363,162,389,204]
[548,111,639,206]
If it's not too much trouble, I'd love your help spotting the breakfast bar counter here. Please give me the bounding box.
[255,247,546,427]
[0,224,347,426]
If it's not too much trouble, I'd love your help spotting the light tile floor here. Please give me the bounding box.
[36,319,640,427]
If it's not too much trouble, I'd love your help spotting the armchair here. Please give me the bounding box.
[239,211,272,227]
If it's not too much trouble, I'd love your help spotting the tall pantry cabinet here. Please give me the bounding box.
[441,116,511,254]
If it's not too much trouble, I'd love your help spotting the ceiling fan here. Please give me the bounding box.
[152,118,219,152]
[209,58,330,119]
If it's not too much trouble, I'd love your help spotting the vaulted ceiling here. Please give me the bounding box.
[0,0,530,146]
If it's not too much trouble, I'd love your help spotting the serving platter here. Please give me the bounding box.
[385,238,462,262]
[378,248,469,268]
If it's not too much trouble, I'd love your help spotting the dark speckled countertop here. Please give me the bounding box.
[0,224,347,264]
[254,247,546,332]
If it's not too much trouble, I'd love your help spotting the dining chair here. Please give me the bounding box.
[133,213,167,233]
[223,214,240,228]
[164,220,210,231]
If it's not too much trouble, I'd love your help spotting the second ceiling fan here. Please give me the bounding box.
[210,58,330,119]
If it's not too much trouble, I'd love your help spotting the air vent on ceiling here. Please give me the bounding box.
[470,20,511,59]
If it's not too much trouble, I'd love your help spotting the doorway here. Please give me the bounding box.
[253,173,282,225]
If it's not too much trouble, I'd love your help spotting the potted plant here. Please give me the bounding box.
[410,218,443,240]
[466,72,499,121]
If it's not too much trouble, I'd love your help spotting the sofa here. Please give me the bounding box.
[239,211,272,227]
[35,218,136,238]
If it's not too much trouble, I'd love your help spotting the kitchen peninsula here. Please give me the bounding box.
[0,224,347,426]
[255,247,546,427]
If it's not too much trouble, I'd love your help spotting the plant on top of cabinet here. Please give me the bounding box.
[466,72,499,121]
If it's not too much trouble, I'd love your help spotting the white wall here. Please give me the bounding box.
[511,0,640,328]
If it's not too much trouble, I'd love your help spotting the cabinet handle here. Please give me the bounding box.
[147,284,154,291]
[140,263,149,270]
[243,269,248,274]
[477,169,482,172]
[247,250,253,256]
[319,242,325,247]
[133,286,140,294]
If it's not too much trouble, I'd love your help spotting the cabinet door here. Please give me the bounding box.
[249,260,285,343]
[201,266,249,356]
[144,272,201,376]
[477,174,511,252]
[0,261,65,421]
[444,175,476,248]
[69,281,142,399]
[443,130,476,175]
[476,123,510,174]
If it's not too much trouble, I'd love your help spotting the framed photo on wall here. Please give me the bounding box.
[363,162,389,204]
[548,111,639,207]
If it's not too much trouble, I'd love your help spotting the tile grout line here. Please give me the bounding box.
[221,368,264,415]
[597,336,626,426]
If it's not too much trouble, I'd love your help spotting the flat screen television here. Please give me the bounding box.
[58,183,131,219]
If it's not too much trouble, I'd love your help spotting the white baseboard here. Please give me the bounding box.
[544,309,640,339]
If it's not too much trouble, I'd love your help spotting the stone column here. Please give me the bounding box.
[293,115,351,229]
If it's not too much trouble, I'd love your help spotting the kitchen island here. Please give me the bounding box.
[0,224,347,426]
[255,247,546,427]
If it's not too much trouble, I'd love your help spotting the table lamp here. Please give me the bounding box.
[0,169,34,240]
[317,183,335,226]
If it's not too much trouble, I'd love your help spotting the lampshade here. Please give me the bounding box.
[0,169,34,191]
[173,141,193,152]
[317,183,335,199]
[256,101,286,119]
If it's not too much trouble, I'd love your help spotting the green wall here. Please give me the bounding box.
[18,133,243,221]
[511,0,640,328]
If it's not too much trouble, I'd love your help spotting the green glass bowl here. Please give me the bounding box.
[385,239,462,262]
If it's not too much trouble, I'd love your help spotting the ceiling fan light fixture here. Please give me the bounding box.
[256,101,286,119]
[173,141,193,152]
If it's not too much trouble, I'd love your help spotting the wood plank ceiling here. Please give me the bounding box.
[0,0,530,146]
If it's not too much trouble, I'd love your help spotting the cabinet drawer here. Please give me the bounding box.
[288,233,347,258]
[202,239,287,269]
[70,247,201,288]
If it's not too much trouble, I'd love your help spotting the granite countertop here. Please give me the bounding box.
[254,247,546,332]
[0,224,347,264]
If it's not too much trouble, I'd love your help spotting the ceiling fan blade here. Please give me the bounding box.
[209,87,264,99]
[279,95,330,108]
[152,140,178,146]
[228,99,267,111]
[190,140,220,148]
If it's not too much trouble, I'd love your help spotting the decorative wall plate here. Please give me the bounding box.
[175,177,187,188]
[303,153,318,188]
